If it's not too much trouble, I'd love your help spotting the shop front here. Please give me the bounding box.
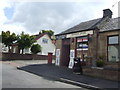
[55,9,120,81]
[55,30,94,67]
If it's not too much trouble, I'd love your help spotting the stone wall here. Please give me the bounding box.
[98,30,119,61]
[55,39,62,49]
[98,30,120,68]
[86,30,120,67]
[55,39,62,65]
[86,30,99,66]
[83,66,120,81]
[83,30,120,81]
[70,38,76,50]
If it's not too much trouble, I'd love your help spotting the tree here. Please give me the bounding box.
[17,32,36,54]
[0,34,2,43]
[41,30,54,38]
[31,44,42,54]
[1,31,17,52]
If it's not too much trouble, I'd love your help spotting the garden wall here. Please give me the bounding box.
[1,52,55,60]
[83,66,120,81]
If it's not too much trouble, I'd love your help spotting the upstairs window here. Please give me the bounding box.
[42,38,48,44]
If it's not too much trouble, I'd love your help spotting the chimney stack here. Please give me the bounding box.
[103,9,112,18]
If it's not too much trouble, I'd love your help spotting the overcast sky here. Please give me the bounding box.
[0,0,119,35]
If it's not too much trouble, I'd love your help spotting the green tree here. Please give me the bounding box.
[17,32,36,54]
[1,31,17,52]
[0,34,2,43]
[31,44,42,54]
[41,30,54,38]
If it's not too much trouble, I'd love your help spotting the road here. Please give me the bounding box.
[1,61,87,89]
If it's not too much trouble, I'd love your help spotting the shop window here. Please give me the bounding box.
[77,36,88,51]
[108,35,119,62]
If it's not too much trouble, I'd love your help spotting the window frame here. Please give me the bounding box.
[42,38,48,44]
[107,35,119,62]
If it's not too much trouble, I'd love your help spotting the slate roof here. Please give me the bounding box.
[56,17,120,35]
[58,18,101,35]
[34,33,46,40]
[99,17,120,32]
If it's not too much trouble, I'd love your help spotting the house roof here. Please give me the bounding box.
[56,17,120,36]
[34,33,46,40]
[34,33,56,44]
[58,18,101,35]
[99,17,120,32]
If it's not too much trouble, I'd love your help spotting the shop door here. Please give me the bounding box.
[61,39,70,66]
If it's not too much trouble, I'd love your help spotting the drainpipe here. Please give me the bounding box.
[118,31,120,61]
[75,37,77,58]
[96,29,99,60]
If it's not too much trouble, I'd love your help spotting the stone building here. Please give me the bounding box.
[55,9,120,70]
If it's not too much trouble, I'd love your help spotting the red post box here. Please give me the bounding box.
[48,52,53,64]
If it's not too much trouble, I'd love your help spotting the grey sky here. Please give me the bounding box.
[1,0,118,35]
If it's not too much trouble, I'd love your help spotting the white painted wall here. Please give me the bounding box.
[24,34,56,55]
[1,43,8,52]
[23,48,30,54]
[35,34,56,55]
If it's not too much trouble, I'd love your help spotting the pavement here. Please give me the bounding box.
[2,60,50,67]
[17,63,120,90]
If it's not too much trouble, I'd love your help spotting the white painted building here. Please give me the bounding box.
[24,34,56,55]
[1,43,9,53]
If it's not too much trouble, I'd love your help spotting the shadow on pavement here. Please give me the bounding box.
[18,64,120,89]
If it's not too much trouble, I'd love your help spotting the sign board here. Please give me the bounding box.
[68,50,75,69]
[56,35,66,40]
[77,36,88,51]
[55,49,60,66]
[77,38,88,42]
[77,43,88,51]
[66,30,93,38]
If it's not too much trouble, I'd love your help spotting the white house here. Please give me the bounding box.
[1,43,9,53]
[24,33,56,55]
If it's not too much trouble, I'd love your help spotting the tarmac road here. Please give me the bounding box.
[1,61,87,89]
